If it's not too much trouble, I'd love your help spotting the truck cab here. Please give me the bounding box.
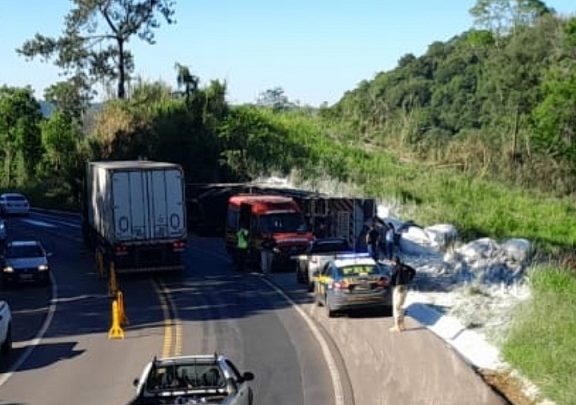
[225,195,313,271]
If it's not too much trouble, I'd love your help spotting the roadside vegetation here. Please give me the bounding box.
[1,0,575,403]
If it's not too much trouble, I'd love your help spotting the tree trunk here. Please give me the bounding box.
[117,38,126,99]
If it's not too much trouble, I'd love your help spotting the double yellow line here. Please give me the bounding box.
[156,281,182,358]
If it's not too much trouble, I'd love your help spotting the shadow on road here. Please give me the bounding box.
[0,341,85,373]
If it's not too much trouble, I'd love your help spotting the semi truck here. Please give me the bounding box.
[82,160,187,275]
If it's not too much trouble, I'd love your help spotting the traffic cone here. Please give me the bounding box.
[108,299,125,339]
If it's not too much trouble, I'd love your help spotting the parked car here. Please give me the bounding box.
[1,240,52,286]
[130,354,255,405]
[314,253,392,317]
[0,300,12,357]
[295,237,353,291]
[0,193,30,216]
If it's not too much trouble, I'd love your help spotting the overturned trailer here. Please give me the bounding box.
[186,182,376,251]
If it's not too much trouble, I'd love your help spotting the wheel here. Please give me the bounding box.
[1,324,12,356]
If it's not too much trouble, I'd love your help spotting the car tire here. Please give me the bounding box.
[1,324,12,356]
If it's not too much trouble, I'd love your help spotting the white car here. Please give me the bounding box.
[131,354,255,405]
[0,300,12,357]
[0,193,30,216]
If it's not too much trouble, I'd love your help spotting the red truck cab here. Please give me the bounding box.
[225,194,314,270]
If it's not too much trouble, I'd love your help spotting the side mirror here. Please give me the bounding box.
[133,378,139,387]
[242,371,254,382]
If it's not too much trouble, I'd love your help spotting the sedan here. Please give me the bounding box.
[131,354,255,405]
[1,240,52,286]
[314,253,392,317]
[0,193,30,216]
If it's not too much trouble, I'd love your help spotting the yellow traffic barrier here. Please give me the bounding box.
[117,290,129,326]
[108,299,125,340]
[108,262,118,297]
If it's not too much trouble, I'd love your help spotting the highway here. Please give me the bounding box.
[0,211,508,405]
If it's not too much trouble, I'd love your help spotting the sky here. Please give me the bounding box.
[1,1,575,107]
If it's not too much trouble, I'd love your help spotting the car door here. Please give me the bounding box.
[225,360,251,405]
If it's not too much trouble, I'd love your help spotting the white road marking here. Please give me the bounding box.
[191,245,345,405]
[19,219,57,228]
[0,273,58,387]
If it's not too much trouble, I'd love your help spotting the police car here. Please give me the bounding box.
[313,253,392,317]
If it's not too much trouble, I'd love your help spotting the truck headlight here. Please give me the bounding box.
[3,266,13,273]
[38,264,49,271]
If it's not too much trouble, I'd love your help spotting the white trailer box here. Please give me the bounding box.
[87,161,186,243]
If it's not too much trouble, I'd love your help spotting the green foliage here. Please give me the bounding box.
[502,267,576,404]
[0,86,43,186]
[18,0,175,99]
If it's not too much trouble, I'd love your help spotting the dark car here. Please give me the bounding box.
[1,240,52,286]
[314,253,392,317]
[131,354,255,405]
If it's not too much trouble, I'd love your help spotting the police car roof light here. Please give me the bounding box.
[335,252,371,259]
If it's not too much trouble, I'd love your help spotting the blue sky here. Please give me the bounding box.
[1,1,575,106]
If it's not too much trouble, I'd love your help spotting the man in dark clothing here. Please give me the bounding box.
[260,237,276,274]
[389,256,416,332]
[366,224,381,262]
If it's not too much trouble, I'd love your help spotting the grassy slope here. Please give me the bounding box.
[275,112,576,404]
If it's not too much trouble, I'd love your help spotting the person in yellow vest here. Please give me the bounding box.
[236,225,250,271]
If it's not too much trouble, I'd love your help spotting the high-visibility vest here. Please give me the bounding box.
[237,228,249,249]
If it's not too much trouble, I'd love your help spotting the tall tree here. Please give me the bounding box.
[0,87,43,186]
[18,0,176,99]
[44,75,93,120]
[174,63,199,107]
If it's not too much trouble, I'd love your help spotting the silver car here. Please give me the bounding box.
[1,240,51,286]
[131,354,255,405]
[0,193,30,216]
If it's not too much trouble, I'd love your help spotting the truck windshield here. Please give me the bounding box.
[260,213,308,233]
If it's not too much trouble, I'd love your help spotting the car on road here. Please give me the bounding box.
[314,253,392,317]
[0,300,12,358]
[1,240,52,286]
[131,354,255,405]
[295,237,353,292]
[0,193,30,217]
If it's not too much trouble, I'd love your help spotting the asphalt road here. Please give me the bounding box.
[0,211,508,405]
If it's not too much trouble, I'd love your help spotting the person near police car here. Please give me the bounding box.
[260,237,276,274]
[389,255,416,332]
[235,225,250,271]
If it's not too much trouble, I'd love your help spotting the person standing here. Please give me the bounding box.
[366,224,381,262]
[236,225,250,271]
[260,237,276,274]
[384,224,396,260]
[389,256,416,332]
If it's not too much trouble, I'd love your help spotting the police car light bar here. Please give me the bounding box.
[335,252,371,259]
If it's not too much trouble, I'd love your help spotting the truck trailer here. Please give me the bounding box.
[82,160,187,275]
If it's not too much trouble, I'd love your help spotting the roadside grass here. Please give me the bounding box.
[502,268,576,405]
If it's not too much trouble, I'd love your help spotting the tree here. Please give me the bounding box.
[256,87,295,111]
[470,0,551,44]
[18,0,176,99]
[0,87,43,187]
[44,76,93,120]
[174,63,199,107]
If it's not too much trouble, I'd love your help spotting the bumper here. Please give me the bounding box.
[3,271,50,284]
[328,290,392,311]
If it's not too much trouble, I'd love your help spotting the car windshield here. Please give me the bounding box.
[312,241,351,253]
[259,213,307,233]
[6,245,44,258]
[146,362,225,391]
[339,265,380,277]
[7,195,26,202]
